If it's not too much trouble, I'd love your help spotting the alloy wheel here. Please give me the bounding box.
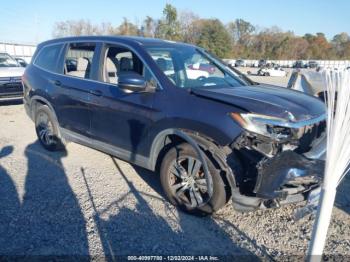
[36,112,56,146]
[168,156,211,208]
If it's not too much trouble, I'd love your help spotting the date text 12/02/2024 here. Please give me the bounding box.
[127,256,220,261]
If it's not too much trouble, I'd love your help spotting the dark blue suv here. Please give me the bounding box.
[23,36,326,215]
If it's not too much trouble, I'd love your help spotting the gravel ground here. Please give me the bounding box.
[0,96,349,260]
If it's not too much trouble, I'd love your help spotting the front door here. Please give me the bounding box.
[89,44,158,161]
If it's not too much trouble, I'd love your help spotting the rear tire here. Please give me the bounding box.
[35,105,65,151]
[160,143,228,215]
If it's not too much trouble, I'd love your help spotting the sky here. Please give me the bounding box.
[0,0,349,44]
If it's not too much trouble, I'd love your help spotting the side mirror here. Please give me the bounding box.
[118,72,147,92]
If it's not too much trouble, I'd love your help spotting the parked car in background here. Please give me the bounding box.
[0,52,25,100]
[225,61,235,70]
[156,56,210,79]
[183,68,209,79]
[223,59,235,68]
[293,60,306,68]
[251,61,259,67]
[264,62,279,69]
[188,62,216,74]
[307,61,318,69]
[258,59,267,68]
[15,57,28,67]
[234,59,245,67]
[23,36,325,215]
[257,66,287,77]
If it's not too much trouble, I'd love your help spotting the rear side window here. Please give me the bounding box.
[34,44,63,73]
[64,43,96,79]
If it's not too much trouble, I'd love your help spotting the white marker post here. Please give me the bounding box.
[308,70,350,261]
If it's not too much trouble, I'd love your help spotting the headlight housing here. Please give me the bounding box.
[230,112,294,140]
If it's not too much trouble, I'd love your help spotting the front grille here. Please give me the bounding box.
[0,81,23,96]
[0,76,22,83]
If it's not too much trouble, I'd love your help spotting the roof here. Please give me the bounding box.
[38,35,194,48]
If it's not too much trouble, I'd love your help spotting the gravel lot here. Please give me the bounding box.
[0,74,349,259]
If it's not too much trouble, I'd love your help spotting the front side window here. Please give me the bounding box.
[146,45,246,89]
[0,53,19,67]
[34,44,63,72]
[102,45,157,88]
[64,43,96,79]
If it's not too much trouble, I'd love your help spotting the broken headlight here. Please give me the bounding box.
[230,113,294,140]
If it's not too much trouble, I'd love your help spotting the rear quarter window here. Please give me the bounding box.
[34,44,63,73]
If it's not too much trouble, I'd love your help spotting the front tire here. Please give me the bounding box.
[35,105,65,151]
[160,143,228,215]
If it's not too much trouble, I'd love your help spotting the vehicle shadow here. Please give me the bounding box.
[0,145,21,251]
[81,156,261,260]
[132,164,273,258]
[0,141,89,256]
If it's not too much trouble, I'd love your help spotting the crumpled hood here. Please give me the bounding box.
[0,67,25,78]
[191,84,326,122]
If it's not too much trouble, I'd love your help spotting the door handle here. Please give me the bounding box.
[90,89,102,96]
[49,79,62,86]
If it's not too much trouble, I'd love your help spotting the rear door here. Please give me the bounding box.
[54,42,101,136]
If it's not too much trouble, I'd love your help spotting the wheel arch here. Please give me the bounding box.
[30,96,58,122]
[29,95,65,143]
[149,129,206,170]
[149,128,239,199]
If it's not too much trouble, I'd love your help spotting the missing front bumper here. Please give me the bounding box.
[254,150,324,199]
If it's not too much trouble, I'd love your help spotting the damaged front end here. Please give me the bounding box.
[229,113,326,211]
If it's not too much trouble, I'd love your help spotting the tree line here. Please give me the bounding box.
[52,4,350,60]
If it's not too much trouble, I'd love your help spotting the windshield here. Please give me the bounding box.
[145,45,249,89]
[0,53,19,67]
